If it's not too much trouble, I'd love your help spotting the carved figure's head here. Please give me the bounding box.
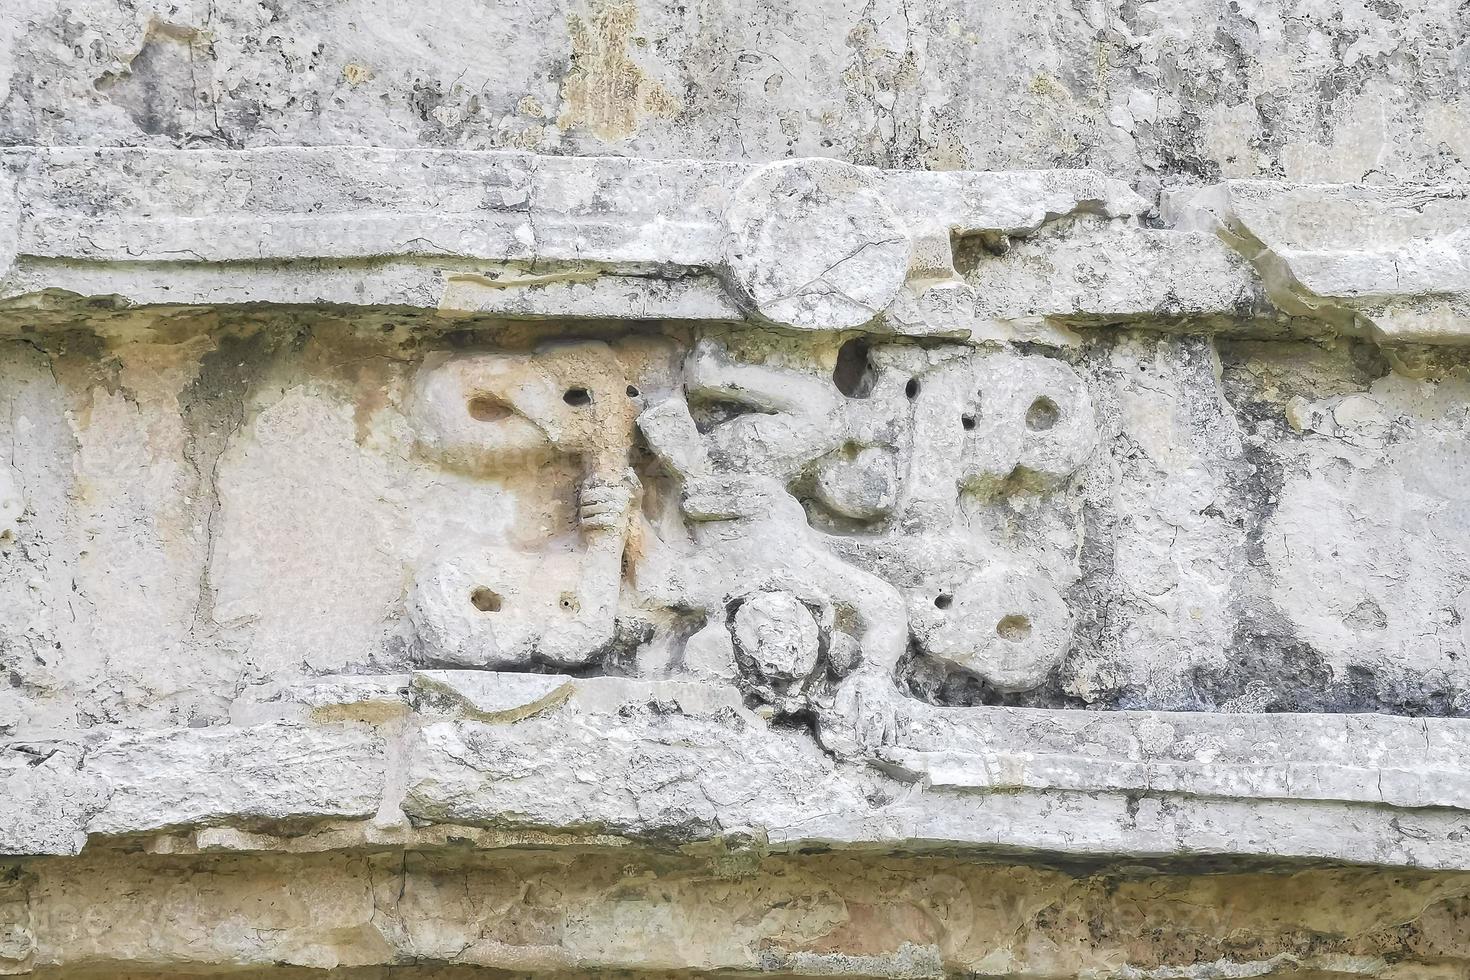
[908,565,1071,693]
[954,353,1098,496]
[413,341,638,475]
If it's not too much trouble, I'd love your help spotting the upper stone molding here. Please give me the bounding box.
[0,148,1143,332]
[0,147,1322,342]
[5,147,1463,344]
[1171,181,1470,345]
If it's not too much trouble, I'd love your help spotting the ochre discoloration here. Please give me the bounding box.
[557,0,680,140]
[9,850,1470,976]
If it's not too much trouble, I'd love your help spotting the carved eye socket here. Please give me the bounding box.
[1026,396,1059,431]
[563,387,592,406]
[996,614,1031,641]
[467,395,511,422]
[469,588,503,612]
[832,338,875,399]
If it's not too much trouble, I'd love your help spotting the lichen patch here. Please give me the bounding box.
[557,0,681,141]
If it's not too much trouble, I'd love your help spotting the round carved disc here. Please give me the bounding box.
[722,159,911,329]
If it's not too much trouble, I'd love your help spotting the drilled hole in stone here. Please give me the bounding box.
[467,395,512,422]
[833,338,876,399]
[996,614,1032,641]
[470,588,503,612]
[905,378,920,399]
[564,387,593,406]
[558,592,580,612]
[961,414,976,431]
[934,594,953,610]
[1026,396,1059,431]
[626,385,641,398]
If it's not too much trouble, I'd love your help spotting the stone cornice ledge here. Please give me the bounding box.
[2,147,1467,344]
[7,672,1470,871]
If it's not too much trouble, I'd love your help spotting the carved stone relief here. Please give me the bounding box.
[5,0,1470,968]
[408,341,642,670]
[386,326,1100,749]
[6,148,1470,980]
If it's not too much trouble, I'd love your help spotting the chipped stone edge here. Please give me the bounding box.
[1171,180,1470,344]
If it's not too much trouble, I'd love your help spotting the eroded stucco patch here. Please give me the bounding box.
[557,0,680,140]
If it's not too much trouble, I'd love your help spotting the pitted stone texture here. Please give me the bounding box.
[722,159,912,329]
[910,566,1071,693]
[0,744,107,856]
[2,0,1465,188]
[0,172,15,288]
[12,850,1470,979]
[85,723,387,837]
[1177,181,1470,343]
[0,465,21,542]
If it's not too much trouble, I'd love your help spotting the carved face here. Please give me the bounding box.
[908,566,1072,694]
[955,353,1098,496]
[413,341,638,474]
[410,546,611,670]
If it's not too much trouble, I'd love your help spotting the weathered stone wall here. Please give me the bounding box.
[4,2,1470,978]
[3,0,1468,185]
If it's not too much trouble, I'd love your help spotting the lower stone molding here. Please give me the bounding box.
[5,849,1470,978]
[12,674,1470,871]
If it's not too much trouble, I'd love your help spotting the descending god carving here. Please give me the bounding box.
[403,329,1098,739]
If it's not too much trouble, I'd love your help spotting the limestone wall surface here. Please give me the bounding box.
[3,0,1469,186]
[4,2,1470,978]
